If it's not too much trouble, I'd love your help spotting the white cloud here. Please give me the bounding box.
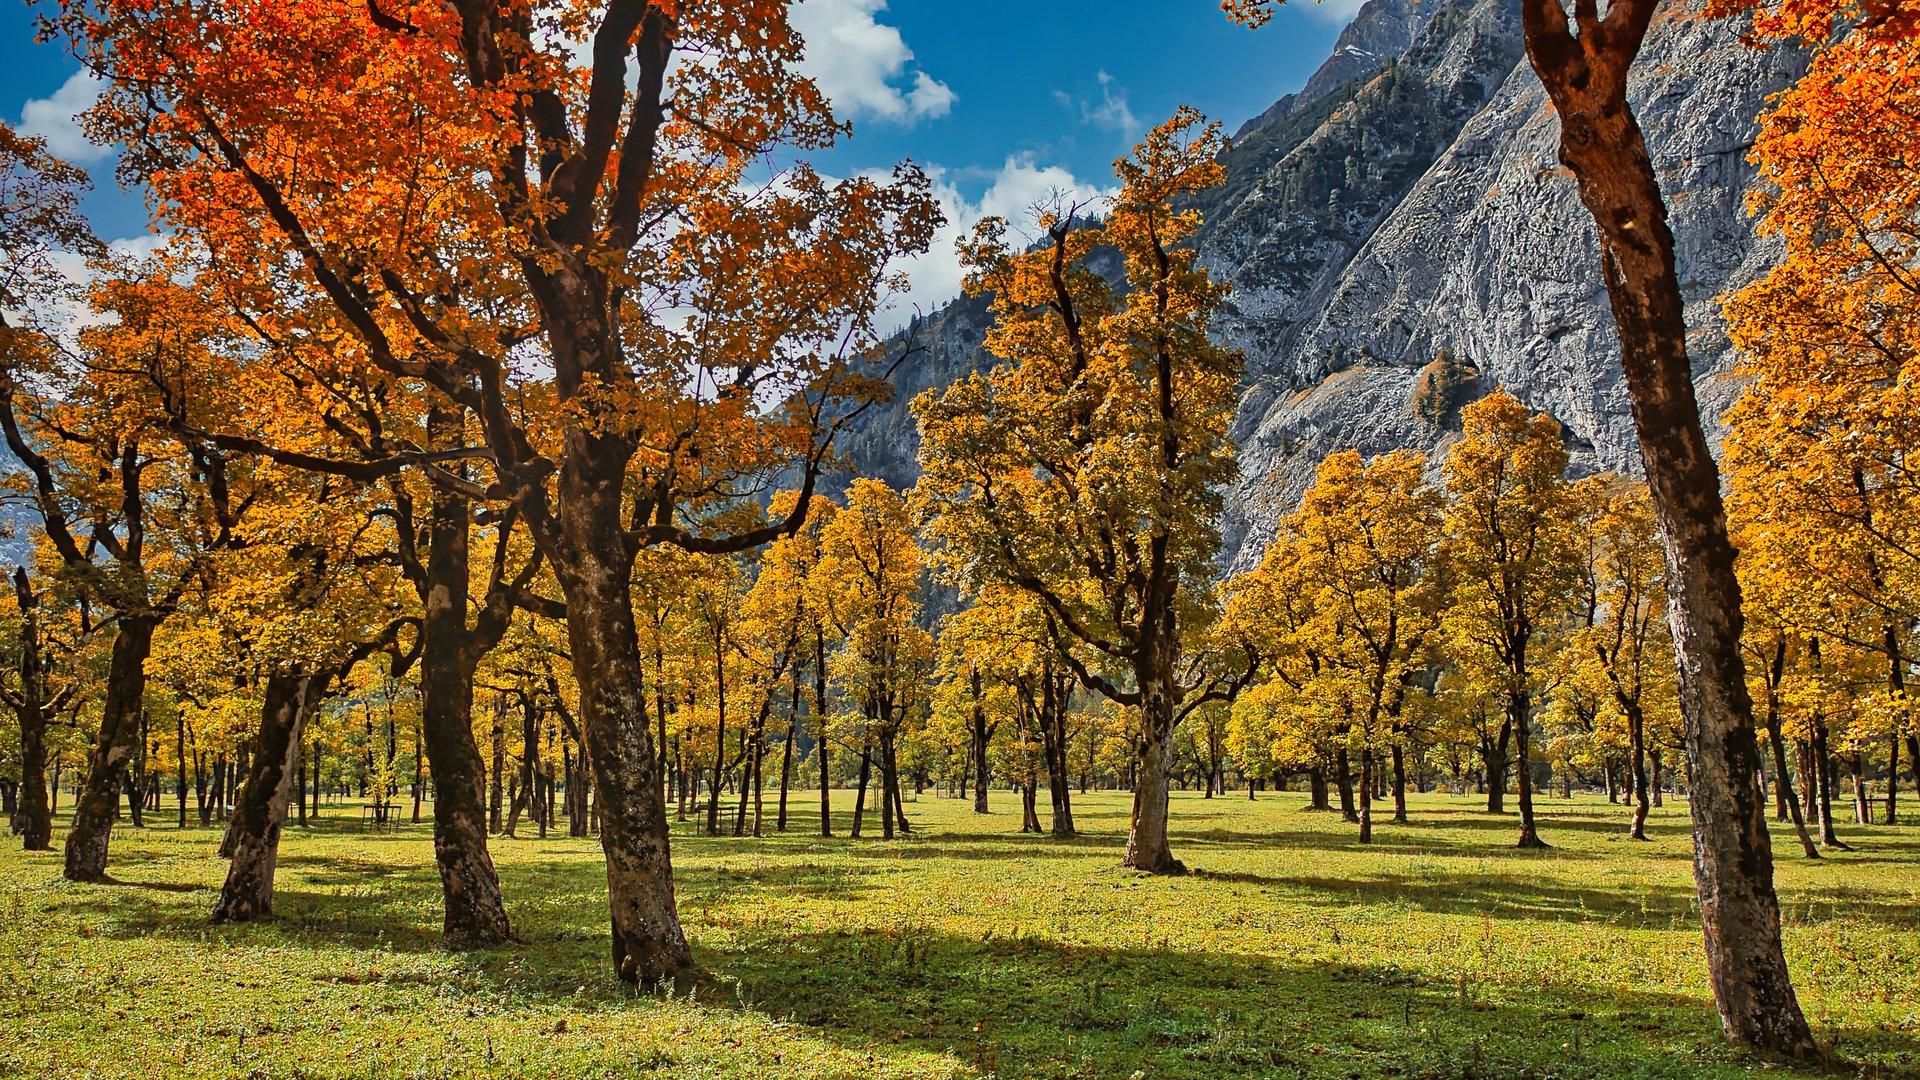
[1308,0,1367,25]
[882,156,1116,328]
[1057,71,1139,137]
[791,0,955,125]
[34,234,173,340]
[19,70,110,165]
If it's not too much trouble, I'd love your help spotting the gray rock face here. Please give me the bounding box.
[844,0,1805,574]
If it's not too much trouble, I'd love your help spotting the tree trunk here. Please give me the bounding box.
[1518,8,1815,1049]
[1122,632,1184,874]
[1308,766,1329,811]
[418,448,514,945]
[970,667,991,815]
[1764,705,1818,859]
[1511,688,1545,849]
[850,751,870,839]
[1485,720,1511,813]
[548,519,688,985]
[1628,704,1651,841]
[777,676,798,832]
[1850,751,1870,826]
[1335,747,1358,823]
[213,672,328,922]
[1885,734,1899,826]
[12,569,52,852]
[63,617,156,882]
[1358,747,1374,844]
[815,635,832,837]
[1041,668,1075,837]
[1390,744,1408,824]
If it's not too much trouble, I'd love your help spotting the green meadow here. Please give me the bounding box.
[3,791,1916,1079]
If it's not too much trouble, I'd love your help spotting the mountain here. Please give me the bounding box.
[839,0,1807,572]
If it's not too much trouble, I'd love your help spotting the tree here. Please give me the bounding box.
[915,108,1244,874]
[1440,392,1576,849]
[1507,0,1816,1049]
[0,268,252,882]
[819,479,929,841]
[71,0,939,983]
[1566,477,1675,839]
[0,121,102,855]
[1289,449,1443,840]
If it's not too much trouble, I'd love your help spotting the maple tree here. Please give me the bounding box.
[68,0,940,982]
[1562,476,1675,840]
[915,107,1248,874]
[1289,449,1443,839]
[818,479,929,841]
[1439,392,1577,849]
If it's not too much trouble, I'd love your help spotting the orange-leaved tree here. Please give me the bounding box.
[66,0,940,982]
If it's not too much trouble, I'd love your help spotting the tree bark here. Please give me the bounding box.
[1764,705,1818,859]
[1122,628,1184,874]
[63,617,156,882]
[970,666,992,814]
[212,672,328,922]
[1389,744,1408,824]
[1518,1,1816,1051]
[815,633,832,837]
[777,676,798,832]
[1628,703,1651,841]
[1358,747,1374,844]
[12,569,52,852]
[552,529,688,984]
[1040,665,1075,837]
[1335,747,1358,823]
[416,434,514,946]
[1511,687,1545,849]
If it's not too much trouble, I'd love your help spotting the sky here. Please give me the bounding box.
[1,0,1356,318]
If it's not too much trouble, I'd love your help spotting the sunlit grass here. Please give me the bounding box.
[1,789,1915,1077]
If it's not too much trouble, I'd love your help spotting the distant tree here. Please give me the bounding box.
[1440,392,1577,849]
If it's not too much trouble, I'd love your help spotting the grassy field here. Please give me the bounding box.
[1,790,1917,1079]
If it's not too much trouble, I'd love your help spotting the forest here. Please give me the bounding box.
[1,0,1917,1075]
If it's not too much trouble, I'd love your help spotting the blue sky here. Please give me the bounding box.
[2,0,1354,314]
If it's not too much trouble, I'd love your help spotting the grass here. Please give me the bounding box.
[2,790,1918,1079]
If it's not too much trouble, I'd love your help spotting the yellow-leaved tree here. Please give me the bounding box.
[1440,392,1577,849]
[915,108,1247,874]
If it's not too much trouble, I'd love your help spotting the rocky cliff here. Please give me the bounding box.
[840,0,1806,572]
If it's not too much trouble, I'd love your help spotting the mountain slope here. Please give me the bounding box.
[841,0,1805,573]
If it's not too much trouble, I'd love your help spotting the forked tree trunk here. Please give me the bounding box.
[213,672,328,923]
[1519,2,1816,1051]
[850,751,870,839]
[1041,667,1075,837]
[64,617,156,882]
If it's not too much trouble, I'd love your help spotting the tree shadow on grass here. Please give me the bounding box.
[97,875,209,893]
[692,926,1900,1080]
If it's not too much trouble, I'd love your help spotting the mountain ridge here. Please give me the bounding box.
[837,0,1805,573]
